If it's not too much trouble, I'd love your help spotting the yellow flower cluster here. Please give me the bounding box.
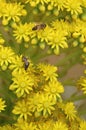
[7,53,64,119]
[25,0,84,16]
[0,0,85,54]
[0,0,86,129]
[0,43,86,129]
[0,1,27,25]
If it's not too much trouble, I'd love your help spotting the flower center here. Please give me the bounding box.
[51,88,56,93]
[1,54,7,59]
[21,82,26,88]
[43,101,49,108]
[22,107,27,113]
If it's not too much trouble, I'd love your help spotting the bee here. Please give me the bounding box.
[32,23,46,31]
[22,56,29,70]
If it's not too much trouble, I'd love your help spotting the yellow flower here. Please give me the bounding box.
[79,121,86,130]
[2,2,27,25]
[9,55,24,74]
[64,0,82,15]
[64,102,77,121]
[0,46,15,70]
[73,19,86,42]
[0,98,6,112]
[37,25,54,43]
[37,94,55,116]
[13,23,34,43]
[38,121,53,130]
[12,99,32,121]
[9,71,34,97]
[25,122,38,130]
[14,118,27,130]
[14,118,38,130]
[77,76,86,94]
[53,121,68,130]
[51,20,70,35]
[44,80,64,101]
[37,63,58,82]
[28,93,56,117]
[29,93,56,117]
[47,29,68,55]
[54,0,66,11]
[28,93,41,113]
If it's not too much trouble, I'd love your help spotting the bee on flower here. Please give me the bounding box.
[32,23,46,31]
[22,56,30,71]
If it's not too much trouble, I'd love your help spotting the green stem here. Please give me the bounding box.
[55,48,82,66]
[0,20,20,53]
[66,94,86,102]
[31,49,50,63]
[56,48,82,80]
[78,109,86,116]
[0,69,12,84]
